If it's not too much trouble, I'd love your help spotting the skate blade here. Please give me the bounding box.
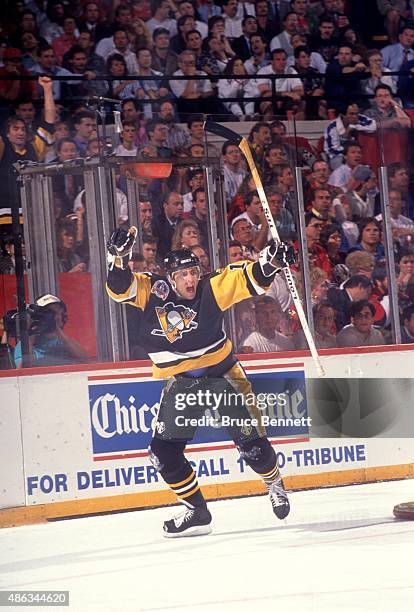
[163,524,212,538]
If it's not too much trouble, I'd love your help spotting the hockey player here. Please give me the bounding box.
[106,226,295,537]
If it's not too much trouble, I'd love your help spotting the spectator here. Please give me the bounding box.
[345,251,376,279]
[231,16,258,61]
[266,186,296,241]
[254,0,279,45]
[387,162,414,220]
[128,253,147,273]
[189,187,209,247]
[146,0,178,37]
[96,27,139,75]
[295,300,337,349]
[114,121,138,156]
[64,45,107,99]
[327,274,373,330]
[364,84,411,129]
[0,48,37,106]
[52,138,83,215]
[381,23,414,72]
[191,244,210,274]
[307,159,341,199]
[119,48,170,118]
[157,100,191,152]
[232,218,258,259]
[274,163,296,214]
[401,303,414,343]
[63,29,106,74]
[199,33,235,74]
[145,118,172,158]
[222,140,247,207]
[56,219,86,273]
[171,15,197,55]
[324,44,366,111]
[52,16,79,65]
[336,299,385,347]
[169,50,214,120]
[255,48,304,117]
[319,223,344,267]
[151,27,178,75]
[72,111,96,156]
[139,201,153,233]
[324,103,376,169]
[351,217,385,262]
[376,189,414,247]
[219,56,255,118]
[396,52,414,107]
[328,141,363,192]
[377,0,408,43]
[228,239,245,262]
[81,2,110,43]
[340,165,377,221]
[292,45,325,119]
[20,32,42,71]
[152,191,184,257]
[222,0,243,40]
[248,121,272,165]
[31,45,74,100]
[304,213,332,277]
[262,143,288,184]
[171,218,202,250]
[0,77,55,230]
[231,190,263,237]
[14,293,88,368]
[270,12,299,57]
[243,295,294,352]
[141,234,163,273]
[183,168,205,213]
[121,99,147,145]
[339,197,360,248]
[308,17,340,64]
[198,0,222,24]
[308,188,337,225]
[244,33,270,75]
[178,1,208,37]
[362,49,396,97]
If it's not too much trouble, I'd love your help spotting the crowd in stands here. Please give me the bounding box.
[2,0,414,365]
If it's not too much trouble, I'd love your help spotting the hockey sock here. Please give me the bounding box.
[238,437,280,487]
[149,438,207,508]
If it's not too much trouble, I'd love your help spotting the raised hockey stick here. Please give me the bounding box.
[204,120,325,377]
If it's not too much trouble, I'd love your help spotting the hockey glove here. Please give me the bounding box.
[107,226,137,270]
[259,241,296,277]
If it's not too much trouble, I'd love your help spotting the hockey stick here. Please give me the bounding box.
[204,120,325,377]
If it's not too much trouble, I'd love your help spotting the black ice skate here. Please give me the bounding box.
[163,505,212,538]
[269,477,290,519]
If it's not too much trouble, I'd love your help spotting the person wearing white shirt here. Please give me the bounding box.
[270,12,299,57]
[254,48,304,115]
[169,50,213,119]
[375,189,414,246]
[222,0,243,39]
[243,296,294,353]
[328,141,363,192]
[96,29,139,75]
[114,121,138,157]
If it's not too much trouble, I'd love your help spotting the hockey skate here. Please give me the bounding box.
[269,477,290,519]
[163,505,212,538]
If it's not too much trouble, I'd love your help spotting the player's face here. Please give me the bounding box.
[173,267,200,299]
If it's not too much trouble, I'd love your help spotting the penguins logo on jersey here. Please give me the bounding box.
[151,302,198,343]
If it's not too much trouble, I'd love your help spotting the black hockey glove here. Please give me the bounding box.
[259,240,296,277]
[107,226,137,270]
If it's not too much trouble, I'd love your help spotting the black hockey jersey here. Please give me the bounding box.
[106,260,278,379]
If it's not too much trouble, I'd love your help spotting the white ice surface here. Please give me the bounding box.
[1,479,413,612]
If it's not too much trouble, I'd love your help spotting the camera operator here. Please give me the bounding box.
[14,294,88,368]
